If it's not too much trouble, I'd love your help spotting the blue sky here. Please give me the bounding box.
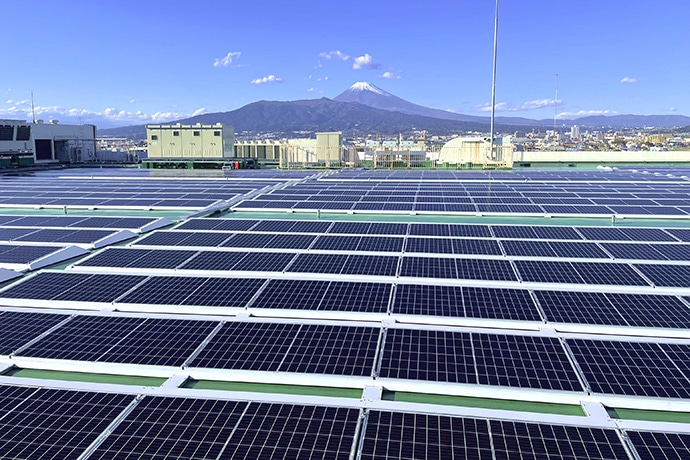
[2,0,689,128]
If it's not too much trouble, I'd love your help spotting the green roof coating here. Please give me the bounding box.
[184,379,363,399]
[607,407,690,424]
[4,368,166,387]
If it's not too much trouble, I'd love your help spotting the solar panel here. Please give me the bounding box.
[409,223,450,236]
[133,231,191,246]
[491,226,539,239]
[279,324,379,376]
[358,236,405,252]
[502,240,558,257]
[328,221,371,234]
[0,227,41,240]
[190,322,301,371]
[341,254,399,276]
[473,333,583,391]
[117,276,208,305]
[181,277,266,308]
[534,290,628,326]
[211,219,260,231]
[15,228,113,244]
[0,272,94,300]
[48,273,144,302]
[179,250,251,271]
[533,226,583,240]
[627,430,690,460]
[566,338,690,398]
[90,396,247,460]
[456,258,517,281]
[453,238,503,255]
[515,260,585,284]
[632,263,690,287]
[0,388,133,460]
[490,419,630,460]
[392,284,463,316]
[360,411,493,460]
[651,244,690,261]
[97,318,219,366]
[379,329,476,383]
[319,281,391,312]
[221,403,359,460]
[0,244,60,264]
[312,235,361,251]
[368,222,408,235]
[666,228,690,242]
[287,253,350,274]
[605,293,690,329]
[251,279,331,310]
[0,311,69,355]
[448,224,492,238]
[463,287,541,321]
[399,256,457,279]
[18,316,145,361]
[549,241,610,259]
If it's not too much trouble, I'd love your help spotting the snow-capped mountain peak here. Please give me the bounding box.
[349,82,391,96]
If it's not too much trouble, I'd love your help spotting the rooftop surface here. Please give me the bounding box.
[1,167,690,458]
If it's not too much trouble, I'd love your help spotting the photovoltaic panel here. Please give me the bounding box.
[605,293,690,329]
[659,343,690,379]
[650,244,690,261]
[251,279,331,310]
[221,403,359,460]
[491,226,539,239]
[0,311,69,355]
[619,227,679,242]
[533,226,583,240]
[463,287,541,321]
[190,322,301,371]
[490,420,630,460]
[341,254,398,276]
[231,251,296,272]
[0,227,37,240]
[181,277,266,308]
[0,271,94,300]
[632,264,690,288]
[77,247,155,268]
[211,219,260,231]
[117,276,208,305]
[311,235,361,251]
[90,396,247,460]
[369,222,408,235]
[399,256,458,279]
[452,238,503,255]
[17,316,145,361]
[0,244,60,264]
[178,251,250,271]
[379,329,476,383]
[448,224,492,238]
[221,233,276,248]
[576,227,632,241]
[456,258,517,281]
[566,338,690,398]
[15,228,113,244]
[280,324,379,376]
[666,228,690,242]
[265,233,316,249]
[502,240,557,257]
[52,273,145,303]
[357,236,404,252]
[0,388,133,460]
[392,284,463,316]
[132,231,191,246]
[515,260,585,284]
[627,430,690,460]
[328,221,371,234]
[319,281,391,312]
[534,290,628,326]
[97,318,219,366]
[360,411,493,460]
[121,249,197,269]
[405,237,454,254]
[287,253,350,274]
[601,243,667,260]
[408,223,450,236]
[550,241,611,259]
[473,333,583,391]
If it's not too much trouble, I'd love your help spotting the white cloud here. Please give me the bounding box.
[352,53,379,70]
[213,51,241,68]
[557,109,618,119]
[620,77,637,84]
[316,76,329,82]
[191,108,207,116]
[0,104,188,126]
[319,50,350,61]
[380,71,400,79]
[307,87,323,94]
[250,75,282,84]
[669,107,677,112]
[477,99,559,112]
[129,99,136,103]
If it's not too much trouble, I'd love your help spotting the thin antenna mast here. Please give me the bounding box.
[553,74,559,135]
[489,0,499,163]
[31,92,36,123]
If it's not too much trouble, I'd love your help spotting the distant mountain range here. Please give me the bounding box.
[99,82,690,139]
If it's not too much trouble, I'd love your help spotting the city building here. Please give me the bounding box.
[146,123,235,158]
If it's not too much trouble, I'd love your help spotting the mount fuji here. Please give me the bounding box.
[334,82,536,125]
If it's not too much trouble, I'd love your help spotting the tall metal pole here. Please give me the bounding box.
[554,73,559,136]
[489,0,499,162]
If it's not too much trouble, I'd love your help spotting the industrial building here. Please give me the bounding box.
[0,119,97,166]
[146,123,235,158]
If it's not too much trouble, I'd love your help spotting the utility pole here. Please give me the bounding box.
[554,73,559,137]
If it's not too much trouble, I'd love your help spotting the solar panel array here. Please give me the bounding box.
[3,168,690,459]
